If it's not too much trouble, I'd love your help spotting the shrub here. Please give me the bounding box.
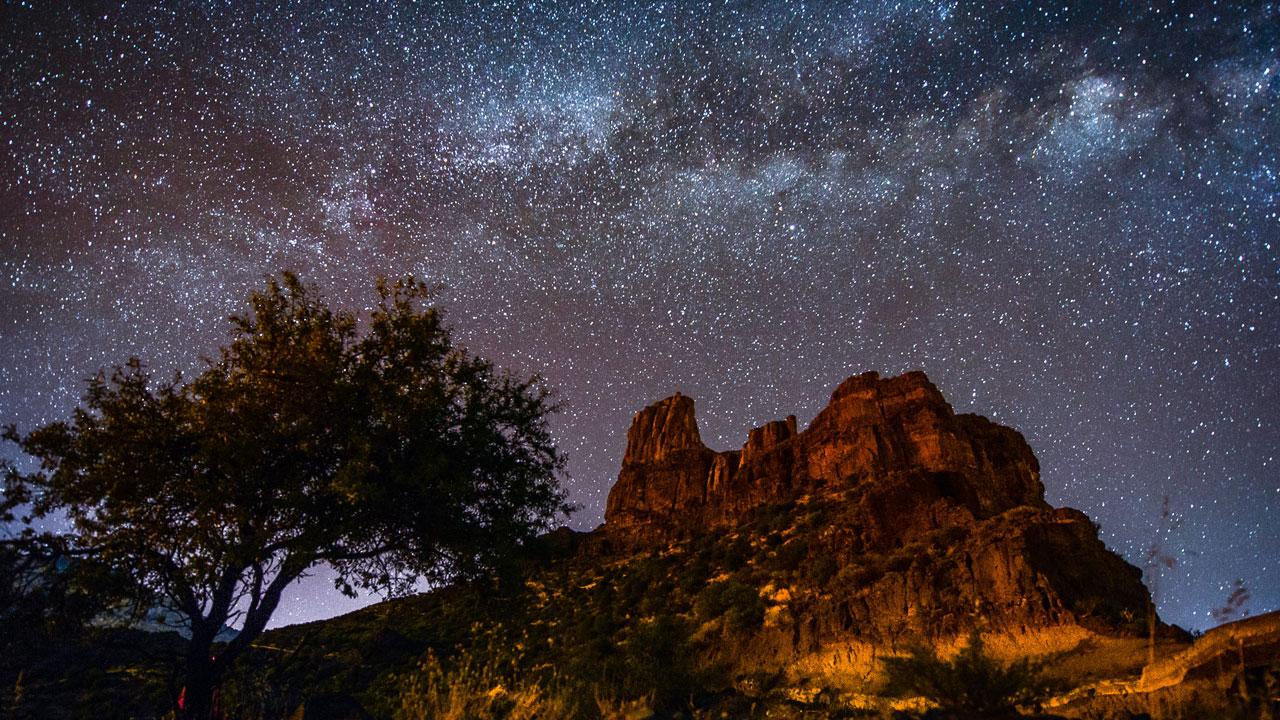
[638,586,673,617]
[723,537,752,570]
[753,502,795,534]
[836,560,883,589]
[695,581,765,630]
[806,556,838,585]
[614,614,702,710]
[880,630,1050,716]
[394,649,565,720]
[723,595,766,631]
[773,539,810,573]
[798,508,827,531]
[678,555,712,593]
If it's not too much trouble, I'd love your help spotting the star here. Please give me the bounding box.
[1,0,1276,631]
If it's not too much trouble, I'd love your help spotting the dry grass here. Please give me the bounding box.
[394,649,566,720]
[393,647,657,720]
[594,691,654,720]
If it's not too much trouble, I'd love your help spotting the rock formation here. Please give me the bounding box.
[599,371,1153,650]
[222,371,1263,720]
[606,371,1047,533]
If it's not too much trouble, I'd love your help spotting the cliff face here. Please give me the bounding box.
[606,371,1047,533]
[599,371,1152,648]
[603,393,718,527]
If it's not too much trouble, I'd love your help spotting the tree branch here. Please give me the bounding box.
[315,542,399,562]
[216,552,314,671]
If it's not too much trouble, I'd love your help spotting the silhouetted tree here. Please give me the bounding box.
[0,535,118,643]
[2,272,570,719]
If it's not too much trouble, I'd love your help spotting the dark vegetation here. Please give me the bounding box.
[3,491,1276,718]
[880,631,1054,717]
[0,495,901,718]
[178,499,866,719]
[1,272,569,719]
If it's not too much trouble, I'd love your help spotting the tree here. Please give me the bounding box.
[0,534,126,644]
[1,272,570,719]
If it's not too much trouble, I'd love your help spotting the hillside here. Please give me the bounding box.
[219,372,1229,718]
[5,371,1275,719]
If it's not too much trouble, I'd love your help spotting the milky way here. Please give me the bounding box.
[2,1,1276,630]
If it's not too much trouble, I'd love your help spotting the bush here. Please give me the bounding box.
[806,556,838,585]
[695,581,765,630]
[395,648,565,720]
[880,630,1050,716]
[753,502,796,535]
[836,562,881,588]
[798,508,827,531]
[724,596,765,630]
[614,615,703,711]
[678,554,712,593]
[723,537,752,570]
[773,539,809,573]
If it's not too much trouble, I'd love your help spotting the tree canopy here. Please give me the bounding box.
[1,272,570,719]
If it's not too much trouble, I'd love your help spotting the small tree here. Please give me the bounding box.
[1,272,570,719]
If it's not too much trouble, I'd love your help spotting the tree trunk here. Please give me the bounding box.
[175,564,303,718]
[180,630,221,720]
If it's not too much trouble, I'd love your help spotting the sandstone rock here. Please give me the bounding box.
[604,370,1047,534]
[597,370,1153,653]
[605,393,717,532]
[622,392,705,464]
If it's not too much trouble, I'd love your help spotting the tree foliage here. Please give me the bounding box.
[1,272,570,718]
[0,535,120,643]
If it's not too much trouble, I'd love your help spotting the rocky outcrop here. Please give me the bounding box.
[605,371,1047,534]
[597,370,1154,649]
[603,393,718,528]
[1137,609,1280,691]
[1046,610,1280,718]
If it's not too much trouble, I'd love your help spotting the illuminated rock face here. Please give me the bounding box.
[604,393,718,528]
[600,371,1153,646]
[605,371,1047,532]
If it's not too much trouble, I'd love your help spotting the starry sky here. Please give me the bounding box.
[1,0,1276,632]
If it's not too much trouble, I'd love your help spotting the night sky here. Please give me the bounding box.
[1,1,1276,632]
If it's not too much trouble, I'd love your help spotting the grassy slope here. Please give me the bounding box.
[8,493,1234,720]
[233,494,1157,719]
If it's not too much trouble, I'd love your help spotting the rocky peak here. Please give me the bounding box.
[605,393,717,529]
[743,416,797,456]
[595,370,1153,655]
[604,370,1047,534]
[622,392,707,464]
